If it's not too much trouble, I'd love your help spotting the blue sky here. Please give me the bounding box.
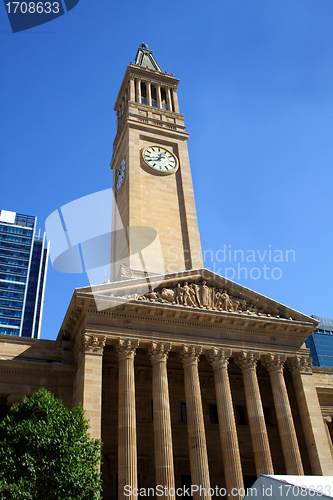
[1,0,332,340]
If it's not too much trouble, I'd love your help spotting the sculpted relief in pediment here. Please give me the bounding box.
[122,280,288,320]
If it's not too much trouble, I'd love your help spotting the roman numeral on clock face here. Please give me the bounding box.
[142,146,178,175]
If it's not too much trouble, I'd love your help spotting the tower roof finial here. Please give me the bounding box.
[134,43,162,72]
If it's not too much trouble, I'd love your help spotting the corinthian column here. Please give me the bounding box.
[178,345,211,500]
[156,84,162,109]
[206,348,244,499]
[261,354,303,475]
[147,342,175,500]
[136,78,141,104]
[288,356,333,475]
[171,87,179,113]
[234,351,274,476]
[129,76,135,102]
[115,338,140,500]
[166,87,172,111]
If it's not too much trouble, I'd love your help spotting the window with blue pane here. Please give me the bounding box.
[0,225,33,236]
[0,317,21,326]
[151,85,157,107]
[0,248,30,258]
[0,260,29,269]
[141,82,147,105]
[181,403,187,423]
[161,88,168,110]
[0,308,22,318]
[0,265,28,276]
[0,299,23,308]
[0,282,25,292]
[0,234,32,244]
[0,274,27,283]
[0,327,19,336]
[0,291,24,300]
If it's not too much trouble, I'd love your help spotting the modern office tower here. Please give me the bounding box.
[0,209,49,338]
[306,316,333,368]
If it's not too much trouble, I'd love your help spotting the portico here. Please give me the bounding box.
[60,268,333,498]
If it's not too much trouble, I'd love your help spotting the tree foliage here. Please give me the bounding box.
[0,388,102,499]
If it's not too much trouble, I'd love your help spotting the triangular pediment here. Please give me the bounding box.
[76,268,316,325]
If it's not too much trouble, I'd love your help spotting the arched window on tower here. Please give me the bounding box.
[141,82,147,105]
[161,88,168,110]
[151,85,157,107]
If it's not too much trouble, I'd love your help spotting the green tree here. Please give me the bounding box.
[0,388,102,499]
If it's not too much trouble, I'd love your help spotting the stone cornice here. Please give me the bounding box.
[313,366,333,375]
[0,334,72,349]
[0,359,75,379]
[129,101,183,121]
[128,63,179,83]
[58,290,85,341]
[84,298,313,342]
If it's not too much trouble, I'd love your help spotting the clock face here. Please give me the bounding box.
[116,158,126,191]
[142,146,178,174]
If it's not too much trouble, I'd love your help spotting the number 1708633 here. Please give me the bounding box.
[5,2,60,14]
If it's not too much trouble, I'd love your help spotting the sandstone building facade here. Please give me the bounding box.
[1,45,333,499]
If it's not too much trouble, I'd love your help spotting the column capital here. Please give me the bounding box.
[114,338,139,361]
[82,334,106,355]
[261,354,287,374]
[287,355,313,376]
[234,351,260,372]
[206,348,232,369]
[178,344,202,366]
[130,75,136,81]
[147,342,171,364]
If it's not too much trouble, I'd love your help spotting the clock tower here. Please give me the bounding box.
[110,43,203,281]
